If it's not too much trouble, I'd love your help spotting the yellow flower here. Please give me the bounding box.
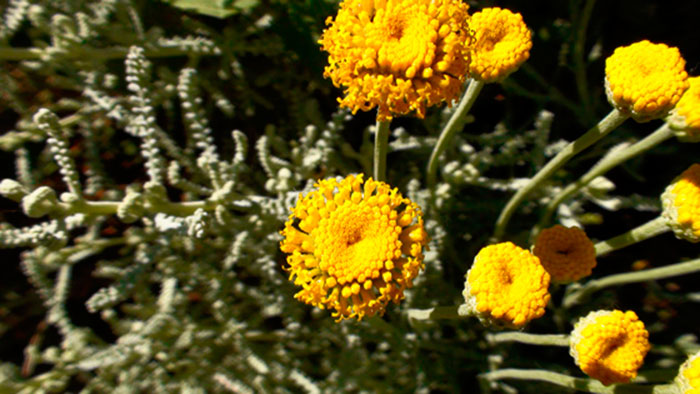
[675,351,700,394]
[570,310,650,385]
[468,7,532,83]
[668,76,700,142]
[280,174,429,321]
[604,40,689,122]
[662,163,700,243]
[462,242,550,328]
[533,225,597,283]
[318,0,472,121]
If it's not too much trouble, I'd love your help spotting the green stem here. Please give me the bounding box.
[487,332,570,347]
[594,216,670,257]
[535,123,675,233]
[426,79,485,189]
[406,305,467,321]
[57,199,215,218]
[493,108,629,240]
[373,119,391,182]
[480,369,677,394]
[564,256,700,308]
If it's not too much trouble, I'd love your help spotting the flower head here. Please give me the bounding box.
[604,40,688,122]
[280,174,429,321]
[668,76,700,142]
[319,0,472,121]
[468,7,532,83]
[661,163,700,243]
[533,225,597,283]
[462,242,550,328]
[675,351,700,394]
[570,310,650,385]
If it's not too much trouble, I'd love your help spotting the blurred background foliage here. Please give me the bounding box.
[0,0,698,392]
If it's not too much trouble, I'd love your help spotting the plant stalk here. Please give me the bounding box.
[493,108,629,240]
[426,79,485,189]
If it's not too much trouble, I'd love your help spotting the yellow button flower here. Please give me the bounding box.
[662,163,700,243]
[280,174,429,321]
[468,7,532,83]
[675,351,700,394]
[462,242,550,328]
[604,40,689,122]
[668,76,700,142]
[533,225,597,283]
[318,0,472,121]
[570,310,650,385]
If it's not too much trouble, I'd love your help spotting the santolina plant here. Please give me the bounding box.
[0,0,698,393]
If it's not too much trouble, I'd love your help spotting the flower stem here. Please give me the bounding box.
[373,119,391,182]
[426,79,485,189]
[480,369,677,394]
[563,256,700,308]
[487,332,570,347]
[594,216,670,257]
[493,108,629,240]
[406,305,467,321]
[535,123,675,234]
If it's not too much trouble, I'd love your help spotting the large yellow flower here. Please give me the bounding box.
[662,163,700,243]
[570,310,650,385]
[280,174,429,321]
[668,76,700,142]
[604,40,688,122]
[675,351,700,394]
[319,0,472,121]
[462,242,550,328]
[533,225,596,283]
[468,7,532,83]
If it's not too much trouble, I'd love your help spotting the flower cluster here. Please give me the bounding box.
[318,0,472,120]
[533,225,596,283]
[604,40,688,122]
[675,351,700,394]
[468,7,532,83]
[668,76,700,142]
[570,310,650,385]
[463,242,550,328]
[662,163,700,243]
[280,174,428,321]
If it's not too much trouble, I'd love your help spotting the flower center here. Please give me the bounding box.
[386,14,405,39]
[481,27,505,52]
[314,202,400,285]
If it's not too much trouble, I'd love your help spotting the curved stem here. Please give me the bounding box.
[426,79,485,189]
[564,256,700,308]
[493,109,629,240]
[373,119,391,182]
[487,332,570,347]
[536,123,675,233]
[406,305,467,321]
[480,369,677,394]
[594,216,670,257]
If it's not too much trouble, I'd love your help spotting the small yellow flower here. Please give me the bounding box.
[570,310,650,385]
[668,76,700,142]
[604,40,689,122]
[280,174,429,321]
[661,163,700,243]
[468,7,532,83]
[462,242,550,328]
[675,351,700,394]
[318,0,472,121]
[533,225,597,283]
